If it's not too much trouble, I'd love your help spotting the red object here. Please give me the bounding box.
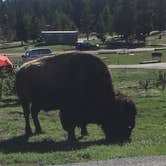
[0,55,13,68]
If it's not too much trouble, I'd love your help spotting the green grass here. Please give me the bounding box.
[97,50,166,65]
[146,34,166,46]
[1,66,166,165]
[0,42,75,54]
[1,33,166,54]
[6,48,166,68]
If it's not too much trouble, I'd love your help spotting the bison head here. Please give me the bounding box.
[102,93,137,143]
[111,93,137,142]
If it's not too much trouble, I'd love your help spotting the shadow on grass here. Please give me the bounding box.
[0,98,20,108]
[0,135,113,153]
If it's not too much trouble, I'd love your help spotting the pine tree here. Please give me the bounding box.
[29,16,40,42]
[113,0,135,42]
[134,0,152,39]
[80,0,94,40]
[151,0,166,31]
[15,14,28,45]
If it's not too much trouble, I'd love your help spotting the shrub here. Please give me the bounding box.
[0,68,16,98]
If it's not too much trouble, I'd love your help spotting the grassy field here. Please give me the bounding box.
[146,34,166,46]
[96,50,166,65]
[0,42,75,54]
[1,33,166,54]
[6,49,166,68]
[0,55,166,165]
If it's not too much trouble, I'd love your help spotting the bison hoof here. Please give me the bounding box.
[25,131,33,137]
[25,128,33,136]
[81,131,88,137]
[35,130,45,135]
[105,137,111,144]
[67,138,78,144]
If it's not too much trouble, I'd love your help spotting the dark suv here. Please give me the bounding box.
[75,42,100,51]
[22,48,53,62]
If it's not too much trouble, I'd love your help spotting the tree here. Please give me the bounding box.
[134,0,152,39]
[113,0,135,42]
[96,14,106,43]
[79,0,94,40]
[15,14,28,45]
[29,16,40,42]
[0,0,166,44]
[102,6,112,34]
[151,0,166,31]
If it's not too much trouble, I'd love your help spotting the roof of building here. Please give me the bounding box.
[41,31,78,34]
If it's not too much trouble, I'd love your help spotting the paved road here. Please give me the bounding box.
[86,47,166,54]
[55,156,166,166]
[5,47,166,57]
[109,62,166,70]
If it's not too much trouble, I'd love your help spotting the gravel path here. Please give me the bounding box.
[6,46,166,57]
[55,156,166,166]
[109,62,166,69]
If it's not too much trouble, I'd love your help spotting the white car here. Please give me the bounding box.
[22,48,53,62]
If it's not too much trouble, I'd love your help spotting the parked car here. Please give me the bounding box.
[75,42,100,51]
[22,48,53,62]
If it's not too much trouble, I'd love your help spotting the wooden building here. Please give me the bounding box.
[41,31,78,45]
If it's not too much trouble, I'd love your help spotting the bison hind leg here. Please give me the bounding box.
[31,103,43,134]
[81,125,88,137]
[22,102,32,136]
[80,124,88,137]
[101,123,112,143]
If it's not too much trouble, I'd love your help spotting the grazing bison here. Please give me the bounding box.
[16,52,136,142]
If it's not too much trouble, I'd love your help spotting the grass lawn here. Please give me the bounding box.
[0,42,75,54]
[97,50,166,65]
[0,65,166,165]
[6,49,166,70]
[146,34,166,46]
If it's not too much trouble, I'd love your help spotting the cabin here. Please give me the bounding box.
[41,31,78,45]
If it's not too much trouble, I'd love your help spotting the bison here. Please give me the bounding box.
[16,52,136,142]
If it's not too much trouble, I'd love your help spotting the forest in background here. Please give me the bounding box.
[0,0,166,43]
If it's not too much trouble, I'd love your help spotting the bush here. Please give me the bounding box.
[2,76,16,96]
[0,68,16,98]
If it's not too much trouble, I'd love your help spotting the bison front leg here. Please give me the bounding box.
[101,122,112,143]
[60,111,77,143]
[80,124,88,137]
[31,104,42,134]
[22,102,32,136]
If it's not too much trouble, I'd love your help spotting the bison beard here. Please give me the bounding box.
[16,52,136,143]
